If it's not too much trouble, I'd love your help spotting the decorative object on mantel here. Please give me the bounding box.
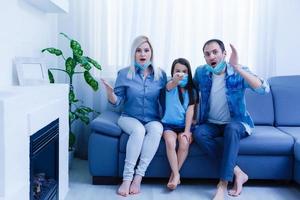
[14,57,49,86]
[42,32,101,152]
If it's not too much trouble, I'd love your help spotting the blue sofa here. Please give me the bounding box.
[88,75,300,184]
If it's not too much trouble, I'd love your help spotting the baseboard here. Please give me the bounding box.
[92,176,121,185]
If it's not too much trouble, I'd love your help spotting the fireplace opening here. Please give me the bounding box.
[30,119,59,200]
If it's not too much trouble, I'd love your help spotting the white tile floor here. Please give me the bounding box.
[65,159,300,200]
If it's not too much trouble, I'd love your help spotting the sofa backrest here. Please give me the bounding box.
[245,89,274,125]
[269,75,300,126]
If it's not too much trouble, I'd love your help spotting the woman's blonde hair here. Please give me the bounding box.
[127,35,162,80]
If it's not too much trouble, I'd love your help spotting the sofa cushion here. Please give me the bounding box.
[119,125,294,156]
[239,126,294,155]
[269,75,300,126]
[91,110,122,137]
[245,89,274,125]
[277,127,300,141]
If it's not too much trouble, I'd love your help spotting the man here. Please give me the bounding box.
[193,39,269,200]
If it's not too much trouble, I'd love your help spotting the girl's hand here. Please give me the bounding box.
[172,72,184,83]
[180,131,193,144]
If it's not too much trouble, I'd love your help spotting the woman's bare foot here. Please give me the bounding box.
[117,180,131,197]
[228,170,248,196]
[129,175,142,194]
[213,181,227,200]
[167,173,180,190]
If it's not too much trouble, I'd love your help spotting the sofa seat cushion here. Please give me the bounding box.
[91,110,122,137]
[277,127,300,141]
[119,126,294,156]
[239,126,294,155]
[294,140,300,161]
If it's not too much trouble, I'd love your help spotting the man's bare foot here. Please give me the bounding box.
[129,175,142,194]
[167,173,180,190]
[117,180,131,197]
[228,170,248,196]
[213,181,227,200]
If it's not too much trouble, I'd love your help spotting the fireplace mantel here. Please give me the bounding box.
[0,84,69,200]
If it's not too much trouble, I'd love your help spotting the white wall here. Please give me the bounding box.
[0,1,299,87]
[0,0,58,86]
[275,0,300,76]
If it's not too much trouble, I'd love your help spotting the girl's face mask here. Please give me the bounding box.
[178,74,188,87]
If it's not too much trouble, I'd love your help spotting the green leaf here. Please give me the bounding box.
[84,71,99,91]
[81,106,94,113]
[65,57,76,75]
[76,108,85,114]
[69,112,76,121]
[60,32,71,40]
[87,57,101,70]
[79,115,90,125]
[48,70,55,83]
[75,56,91,70]
[76,107,94,115]
[81,63,92,70]
[75,56,88,64]
[71,40,83,56]
[42,48,62,56]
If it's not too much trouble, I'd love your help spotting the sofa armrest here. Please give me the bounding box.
[91,110,122,137]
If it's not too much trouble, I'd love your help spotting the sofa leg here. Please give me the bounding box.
[92,176,121,185]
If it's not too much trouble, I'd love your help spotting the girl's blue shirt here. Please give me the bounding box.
[161,86,189,126]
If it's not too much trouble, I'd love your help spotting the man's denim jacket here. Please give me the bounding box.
[193,63,270,128]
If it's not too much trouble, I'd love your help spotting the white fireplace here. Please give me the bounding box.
[0,84,69,200]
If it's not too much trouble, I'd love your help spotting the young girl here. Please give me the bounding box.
[161,58,198,190]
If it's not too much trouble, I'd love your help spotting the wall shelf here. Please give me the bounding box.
[24,0,69,13]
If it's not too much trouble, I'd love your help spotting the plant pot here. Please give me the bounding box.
[69,148,75,169]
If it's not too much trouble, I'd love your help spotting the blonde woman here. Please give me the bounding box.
[102,36,167,196]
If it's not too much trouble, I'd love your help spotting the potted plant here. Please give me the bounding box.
[42,33,101,157]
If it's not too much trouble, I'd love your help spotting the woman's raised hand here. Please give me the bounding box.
[101,79,117,104]
[101,79,114,95]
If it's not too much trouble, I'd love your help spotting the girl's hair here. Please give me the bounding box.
[171,58,197,105]
[127,35,162,80]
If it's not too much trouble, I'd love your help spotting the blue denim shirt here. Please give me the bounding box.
[113,66,167,123]
[193,63,270,128]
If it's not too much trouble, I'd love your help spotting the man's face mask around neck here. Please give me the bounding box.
[205,60,226,74]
